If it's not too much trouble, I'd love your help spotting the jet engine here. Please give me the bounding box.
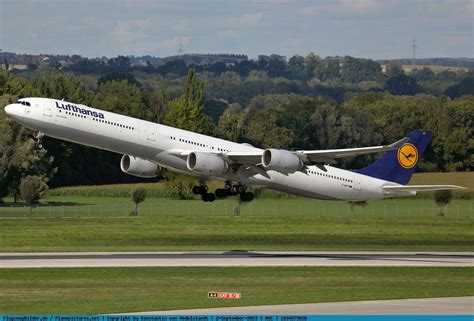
[120,155,164,178]
[262,149,303,173]
[186,152,228,175]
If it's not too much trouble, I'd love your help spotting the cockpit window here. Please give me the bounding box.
[17,100,31,106]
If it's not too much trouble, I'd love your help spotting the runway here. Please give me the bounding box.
[134,296,474,315]
[1,251,472,268]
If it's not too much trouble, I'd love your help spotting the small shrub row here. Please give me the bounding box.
[46,183,169,198]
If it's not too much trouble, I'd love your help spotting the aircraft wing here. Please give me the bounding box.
[296,136,408,164]
[383,185,466,193]
[167,136,408,168]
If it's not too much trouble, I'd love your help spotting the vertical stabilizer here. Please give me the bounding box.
[356,130,432,185]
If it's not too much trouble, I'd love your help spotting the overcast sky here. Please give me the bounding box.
[1,0,472,59]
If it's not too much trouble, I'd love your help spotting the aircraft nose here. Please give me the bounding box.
[4,103,14,115]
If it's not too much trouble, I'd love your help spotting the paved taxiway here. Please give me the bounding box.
[1,251,472,268]
[135,296,474,315]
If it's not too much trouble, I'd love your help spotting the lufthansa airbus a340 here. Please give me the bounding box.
[4,97,463,202]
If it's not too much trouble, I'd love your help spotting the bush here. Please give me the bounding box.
[164,177,194,200]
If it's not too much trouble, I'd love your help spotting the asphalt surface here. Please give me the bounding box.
[133,296,474,315]
[1,251,472,268]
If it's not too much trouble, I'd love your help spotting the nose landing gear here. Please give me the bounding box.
[35,131,44,149]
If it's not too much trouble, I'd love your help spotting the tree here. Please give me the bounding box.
[434,190,453,216]
[97,73,140,87]
[20,175,48,215]
[217,103,248,141]
[144,87,171,123]
[163,69,214,134]
[244,107,295,149]
[304,53,322,80]
[385,61,404,78]
[288,55,305,80]
[385,74,419,95]
[35,73,94,104]
[0,95,56,202]
[340,56,384,83]
[131,187,147,216]
[93,80,145,118]
[445,76,474,98]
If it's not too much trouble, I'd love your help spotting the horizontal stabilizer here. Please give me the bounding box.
[383,185,466,193]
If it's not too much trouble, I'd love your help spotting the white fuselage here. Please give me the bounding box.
[4,98,404,201]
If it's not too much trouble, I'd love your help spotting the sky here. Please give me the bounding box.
[0,0,472,59]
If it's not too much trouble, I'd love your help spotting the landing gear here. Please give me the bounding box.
[192,185,207,195]
[35,131,44,150]
[215,188,229,198]
[240,192,254,202]
[215,181,254,202]
[193,180,254,202]
[192,182,216,202]
[201,192,216,202]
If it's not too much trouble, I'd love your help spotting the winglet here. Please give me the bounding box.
[387,136,409,150]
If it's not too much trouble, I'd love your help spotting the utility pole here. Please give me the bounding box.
[177,39,184,55]
[411,37,418,67]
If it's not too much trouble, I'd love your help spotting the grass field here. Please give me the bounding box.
[43,172,474,198]
[1,173,472,314]
[0,197,472,252]
[0,267,472,314]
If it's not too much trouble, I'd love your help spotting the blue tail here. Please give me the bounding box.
[356,129,432,185]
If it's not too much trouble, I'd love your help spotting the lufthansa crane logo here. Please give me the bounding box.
[397,143,418,169]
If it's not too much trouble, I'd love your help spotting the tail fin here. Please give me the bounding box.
[356,129,432,185]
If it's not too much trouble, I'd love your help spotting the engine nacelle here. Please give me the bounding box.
[262,149,303,173]
[186,152,228,175]
[120,155,163,178]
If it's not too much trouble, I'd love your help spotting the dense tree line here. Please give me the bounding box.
[0,53,473,201]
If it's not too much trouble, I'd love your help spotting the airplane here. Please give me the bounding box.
[4,97,464,202]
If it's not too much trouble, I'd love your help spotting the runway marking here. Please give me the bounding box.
[1,251,472,268]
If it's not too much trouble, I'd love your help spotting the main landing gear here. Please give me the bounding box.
[191,181,254,203]
[35,131,44,149]
[192,184,216,202]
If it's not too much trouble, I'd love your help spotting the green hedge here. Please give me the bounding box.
[46,183,168,198]
[46,183,471,199]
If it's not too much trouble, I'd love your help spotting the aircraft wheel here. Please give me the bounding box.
[231,184,245,195]
[240,192,254,202]
[192,186,200,195]
[198,185,208,195]
[202,193,215,202]
[207,193,216,202]
[215,188,228,198]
